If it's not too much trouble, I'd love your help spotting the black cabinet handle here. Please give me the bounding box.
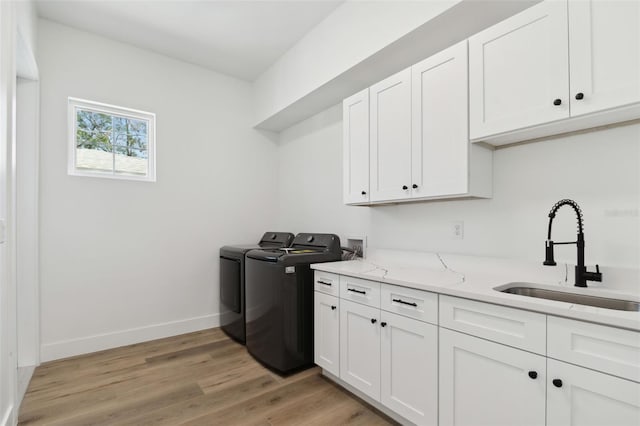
[361,190,367,195]
[575,92,584,100]
[402,185,408,190]
[392,298,418,307]
[380,322,387,327]
[317,280,332,286]
[331,305,337,310]
[371,318,377,324]
[553,379,563,388]
[553,98,562,106]
[347,288,366,295]
[412,184,418,189]
[528,371,538,379]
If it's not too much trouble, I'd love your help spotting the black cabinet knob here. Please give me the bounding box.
[361,190,367,195]
[412,184,418,189]
[553,98,562,106]
[528,371,538,379]
[380,322,387,327]
[575,92,584,100]
[331,305,337,310]
[553,379,563,388]
[402,185,408,190]
[371,318,377,324]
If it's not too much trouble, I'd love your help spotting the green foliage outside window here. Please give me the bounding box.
[76,110,148,158]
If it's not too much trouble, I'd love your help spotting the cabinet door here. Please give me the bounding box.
[369,68,412,202]
[340,299,380,400]
[381,311,437,426]
[411,40,469,198]
[568,0,640,116]
[343,89,370,204]
[547,359,640,426]
[469,0,569,139]
[314,292,340,377]
[439,328,546,426]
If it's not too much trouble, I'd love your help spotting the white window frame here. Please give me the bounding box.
[68,97,156,182]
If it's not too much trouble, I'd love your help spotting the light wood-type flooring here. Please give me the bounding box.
[18,328,395,425]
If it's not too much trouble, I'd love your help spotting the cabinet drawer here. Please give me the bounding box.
[381,284,438,325]
[340,276,380,308]
[548,316,640,382]
[439,295,546,355]
[314,271,340,296]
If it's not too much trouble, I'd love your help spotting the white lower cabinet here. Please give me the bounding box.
[315,273,640,426]
[547,359,640,426]
[439,328,546,426]
[381,311,437,426]
[340,299,381,400]
[314,291,340,377]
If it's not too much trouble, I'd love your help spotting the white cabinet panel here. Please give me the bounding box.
[569,0,640,116]
[314,292,340,377]
[381,311,437,426]
[411,40,469,197]
[547,359,640,426]
[439,295,546,355]
[469,0,569,139]
[340,275,381,308]
[439,328,546,426]
[369,68,412,202]
[548,316,640,383]
[340,299,380,400]
[343,89,370,204]
[380,283,438,325]
[314,271,340,297]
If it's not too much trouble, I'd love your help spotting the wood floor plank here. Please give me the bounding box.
[18,328,394,426]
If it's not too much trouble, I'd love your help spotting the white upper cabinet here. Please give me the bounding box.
[469,0,570,139]
[470,0,640,144]
[568,0,640,116]
[342,42,492,205]
[343,89,370,204]
[369,68,412,202]
[411,40,470,198]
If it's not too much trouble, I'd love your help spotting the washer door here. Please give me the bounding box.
[220,256,241,313]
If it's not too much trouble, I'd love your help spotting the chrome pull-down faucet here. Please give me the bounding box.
[543,199,602,287]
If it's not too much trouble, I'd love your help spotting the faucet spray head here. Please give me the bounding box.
[544,240,557,266]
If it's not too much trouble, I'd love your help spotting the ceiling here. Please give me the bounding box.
[36,0,344,81]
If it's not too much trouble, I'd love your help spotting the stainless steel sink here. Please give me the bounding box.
[497,285,640,312]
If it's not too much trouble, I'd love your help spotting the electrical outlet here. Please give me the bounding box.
[451,221,464,240]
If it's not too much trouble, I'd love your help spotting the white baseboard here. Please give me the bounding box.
[17,365,35,408]
[1,404,14,426]
[40,313,220,362]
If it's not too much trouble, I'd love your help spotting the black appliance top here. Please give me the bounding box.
[246,233,341,265]
[220,232,294,257]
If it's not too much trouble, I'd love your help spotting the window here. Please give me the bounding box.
[68,97,156,181]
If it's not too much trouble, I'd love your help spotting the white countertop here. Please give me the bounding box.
[312,249,640,332]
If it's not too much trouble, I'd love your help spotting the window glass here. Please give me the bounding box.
[68,98,155,181]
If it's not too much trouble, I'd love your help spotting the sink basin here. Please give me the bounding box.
[496,284,640,312]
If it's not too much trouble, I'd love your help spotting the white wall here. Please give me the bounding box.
[38,20,280,361]
[276,105,640,273]
[253,0,459,125]
[0,2,18,424]
[16,77,39,369]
